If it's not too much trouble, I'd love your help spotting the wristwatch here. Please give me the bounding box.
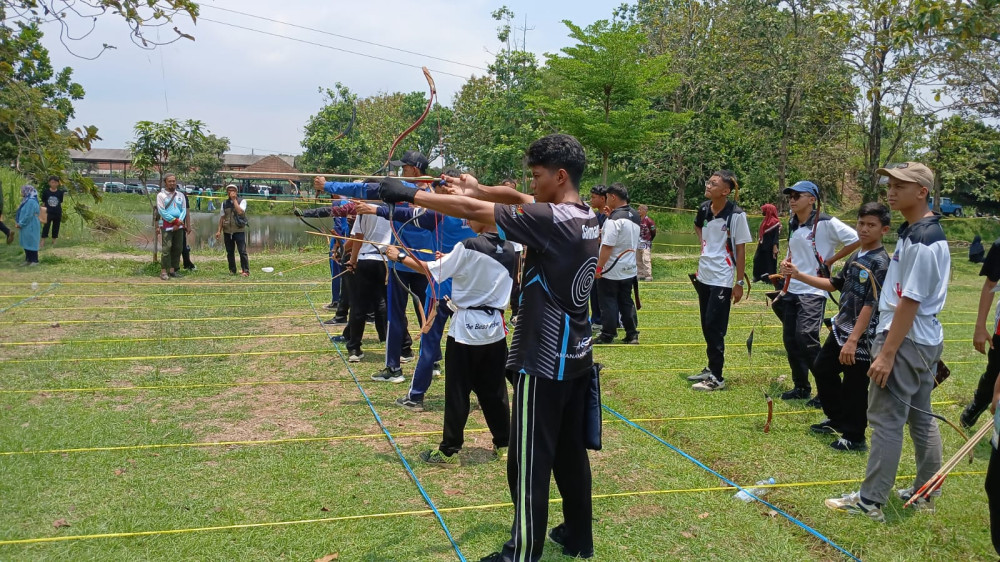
[396,251,406,263]
[736,280,745,287]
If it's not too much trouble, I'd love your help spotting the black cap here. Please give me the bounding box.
[389,150,429,174]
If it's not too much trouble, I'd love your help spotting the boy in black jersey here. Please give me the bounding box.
[379,134,598,561]
[781,203,891,451]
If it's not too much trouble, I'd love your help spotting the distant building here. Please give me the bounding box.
[68,149,297,178]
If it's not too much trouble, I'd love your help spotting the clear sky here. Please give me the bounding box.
[34,0,624,155]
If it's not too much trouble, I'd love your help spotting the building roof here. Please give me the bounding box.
[69,149,296,167]
[237,154,302,181]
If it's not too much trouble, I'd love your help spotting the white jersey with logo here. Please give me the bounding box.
[876,214,950,346]
[786,212,859,297]
[601,205,640,281]
[695,200,752,288]
[428,233,517,345]
[351,214,392,261]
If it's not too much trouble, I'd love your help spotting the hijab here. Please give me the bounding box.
[759,203,780,240]
[16,184,38,216]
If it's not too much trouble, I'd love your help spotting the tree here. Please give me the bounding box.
[536,18,679,184]
[929,115,1000,207]
[180,133,229,188]
[447,7,545,183]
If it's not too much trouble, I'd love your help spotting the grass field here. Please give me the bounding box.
[0,209,997,561]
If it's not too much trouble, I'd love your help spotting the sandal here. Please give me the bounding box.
[160,272,169,280]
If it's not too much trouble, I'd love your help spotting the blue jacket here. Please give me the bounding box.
[376,206,476,296]
[16,197,41,251]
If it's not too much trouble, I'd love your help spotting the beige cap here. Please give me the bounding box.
[875,162,934,189]
[225,184,238,192]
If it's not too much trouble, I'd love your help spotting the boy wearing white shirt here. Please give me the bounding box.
[594,183,640,345]
[386,220,517,467]
[688,170,751,391]
[776,181,860,405]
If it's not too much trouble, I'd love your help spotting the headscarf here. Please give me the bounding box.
[16,184,38,217]
[759,203,780,240]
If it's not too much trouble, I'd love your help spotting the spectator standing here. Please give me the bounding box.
[215,184,250,276]
[40,176,65,246]
[594,183,641,345]
[15,184,41,266]
[156,174,187,280]
[753,203,782,284]
[637,204,656,281]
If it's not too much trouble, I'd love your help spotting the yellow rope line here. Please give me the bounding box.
[0,378,354,394]
[9,303,320,312]
[0,281,325,286]
[0,332,328,347]
[0,472,984,546]
[1,403,959,455]
[0,290,327,299]
[0,314,317,326]
[5,348,331,364]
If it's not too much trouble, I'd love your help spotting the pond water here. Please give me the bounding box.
[133,211,706,252]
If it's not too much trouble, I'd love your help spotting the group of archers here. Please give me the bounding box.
[282,133,1000,559]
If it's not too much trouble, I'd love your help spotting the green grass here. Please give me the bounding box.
[0,216,996,560]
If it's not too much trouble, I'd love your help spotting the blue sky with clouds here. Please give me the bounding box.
[35,0,624,155]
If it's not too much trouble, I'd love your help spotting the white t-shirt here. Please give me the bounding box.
[351,214,391,261]
[786,212,859,296]
[695,201,752,288]
[601,206,640,281]
[877,215,950,346]
[427,234,517,345]
[219,199,248,216]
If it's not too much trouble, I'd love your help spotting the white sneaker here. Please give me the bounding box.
[825,491,884,522]
[687,368,713,382]
[692,375,725,391]
[348,352,364,363]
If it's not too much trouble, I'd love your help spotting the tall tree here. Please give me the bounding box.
[536,17,679,184]
[929,115,1000,207]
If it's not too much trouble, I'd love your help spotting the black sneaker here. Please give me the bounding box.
[781,387,810,400]
[322,301,339,310]
[478,553,511,562]
[805,396,823,409]
[324,317,348,326]
[961,401,986,429]
[830,437,867,452]
[400,353,415,364]
[371,367,404,383]
[593,335,615,345]
[167,271,183,278]
[810,419,838,434]
[395,395,424,411]
[548,523,594,558]
[621,333,639,344]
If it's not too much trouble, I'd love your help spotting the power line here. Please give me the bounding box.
[199,17,471,80]
[203,4,489,72]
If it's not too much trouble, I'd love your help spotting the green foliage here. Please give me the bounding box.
[930,115,1000,207]
[537,18,680,183]
[127,118,206,181]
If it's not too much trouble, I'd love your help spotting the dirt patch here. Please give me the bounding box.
[178,383,350,442]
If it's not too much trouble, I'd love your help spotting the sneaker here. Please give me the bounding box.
[323,317,348,326]
[348,351,364,363]
[830,438,867,452]
[168,271,183,278]
[27,262,38,267]
[824,492,884,522]
[395,395,424,412]
[548,523,595,558]
[781,387,811,400]
[687,367,713,382]
[492,446,508,461]
[419,449,459,467]
[897,486,940,511]
[805,396,823,409]
[810,419,837,434]
[329,335,346,343]
[371,367,404,383]
[591,323,603,331]
[593,334,615,345]
[621,333,640,345]
[400,353,415,364]
[961,401,986,429]
[478,553,510,562]
[323,301,339,310]
[692,375,725,391]
[432,362,442,378]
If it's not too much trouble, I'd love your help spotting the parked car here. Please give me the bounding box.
[145,184,160,194]
[125,183,144,194]
[103,181,126,193]
[932,197,964,217]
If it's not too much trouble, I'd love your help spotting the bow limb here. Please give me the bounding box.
[333,101,357,142]
[602,249,635,277]
[381,67,437,173]
[885,385,969,443]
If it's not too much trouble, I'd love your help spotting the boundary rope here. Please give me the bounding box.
[604,404,862,561]
[304,292,467,561]
[0,471,984,547]
[0,283,59,314]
